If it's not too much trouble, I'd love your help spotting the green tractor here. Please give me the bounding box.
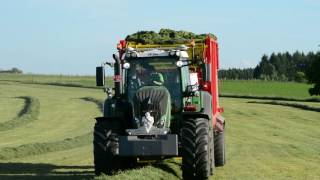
[94,36,225,179]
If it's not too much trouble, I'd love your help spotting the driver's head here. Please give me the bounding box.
[151,72,164,86]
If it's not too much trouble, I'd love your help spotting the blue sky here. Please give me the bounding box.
[0,0,319,75]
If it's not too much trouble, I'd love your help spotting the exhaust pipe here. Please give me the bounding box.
[113,54,122,97]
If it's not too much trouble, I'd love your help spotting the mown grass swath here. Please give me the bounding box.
[0,96,40,131]
[0,95,103,160]
[80,97,104,113]
[95,159,182,180]
[0,132,92,160]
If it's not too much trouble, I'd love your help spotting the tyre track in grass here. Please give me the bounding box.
[220,94,320,102]
[0,96,40,131]
[247,101,320,112]
[0,97,102,160]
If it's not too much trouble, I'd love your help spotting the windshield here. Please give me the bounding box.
[126,57,182,112]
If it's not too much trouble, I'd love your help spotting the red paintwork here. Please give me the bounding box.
[118,40,127,60]
[113,75,122,82]
[204,36,221,127]
[120,40,126,49]
[201,81,211,92]
[183,105,197,112]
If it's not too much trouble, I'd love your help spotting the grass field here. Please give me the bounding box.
[0,79,104,179]
[220,80,318,100]
[0,74,319,179]
[2,74,319,100]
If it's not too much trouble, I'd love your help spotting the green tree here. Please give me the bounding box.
[11,67,23,74]
[306,53,320,95]
[294,71,306,83]
[259,55,277,80]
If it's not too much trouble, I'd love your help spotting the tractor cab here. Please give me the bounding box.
[123,46,190,113]
[122,46,191,135]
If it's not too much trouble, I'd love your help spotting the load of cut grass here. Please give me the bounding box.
[125,28,216,44]
[0,96,40,131]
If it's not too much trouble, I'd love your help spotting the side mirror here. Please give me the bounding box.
[96,66,105,86]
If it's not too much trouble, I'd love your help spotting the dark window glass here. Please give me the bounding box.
[126,57,182,112]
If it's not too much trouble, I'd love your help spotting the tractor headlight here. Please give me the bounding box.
[123,62,130,69]
[169,50,176,56]
[176,60,184,67]
[131,52,137,58]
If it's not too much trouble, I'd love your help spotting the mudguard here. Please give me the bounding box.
[101,98,134,129]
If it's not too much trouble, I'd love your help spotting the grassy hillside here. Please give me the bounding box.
[0,75,320,179]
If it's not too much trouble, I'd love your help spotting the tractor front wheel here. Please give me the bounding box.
[93,120,122,175]
[181,117,212,180]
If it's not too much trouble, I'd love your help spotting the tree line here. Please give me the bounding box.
[219,68,254,80]
[0,67,23,74]
[219,51,320,95]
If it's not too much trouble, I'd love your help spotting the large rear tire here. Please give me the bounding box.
[181,117,212,180]
[93,120,122,175]
[209,128,215,175]
[214,131,226,167]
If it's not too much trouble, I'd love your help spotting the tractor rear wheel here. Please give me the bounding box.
[181,117,211,180]
[93,120,122,175]
[214,131,226,167]
[209,128,215,175]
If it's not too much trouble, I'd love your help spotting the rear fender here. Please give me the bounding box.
[182,112,212,132]
[182,112,210,121]
[103,98,134,129]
